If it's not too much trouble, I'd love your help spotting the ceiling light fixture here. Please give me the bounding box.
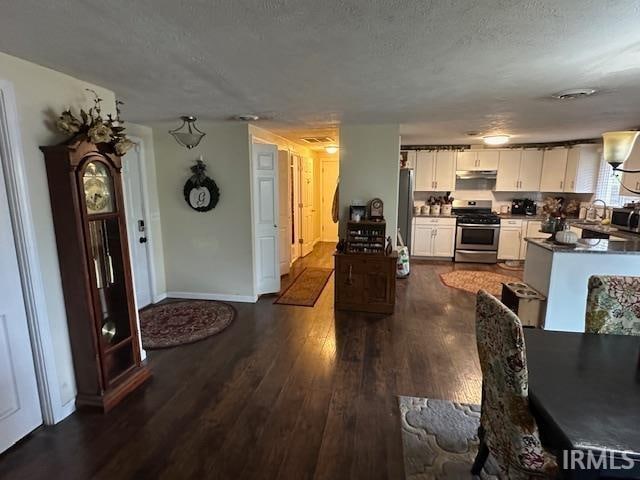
[483,135,510,146]
[235,114,260,121]
[552,88,597,100]
[169,116,206,149]
[602,130,640,193]
[325,145,339,154]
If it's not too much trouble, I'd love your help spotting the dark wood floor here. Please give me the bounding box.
[0,243,522,479]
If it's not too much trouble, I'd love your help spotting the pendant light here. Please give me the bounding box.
[602,130,640,194]
[169,116,206,149]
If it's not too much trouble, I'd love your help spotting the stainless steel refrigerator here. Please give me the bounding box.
[397,168,414,252]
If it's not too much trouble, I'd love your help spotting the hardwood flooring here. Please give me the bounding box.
[0,243,522,479]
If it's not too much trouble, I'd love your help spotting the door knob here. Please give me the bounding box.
[139,237,148,243]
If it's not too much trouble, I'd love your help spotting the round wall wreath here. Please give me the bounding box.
[183,159,220,212]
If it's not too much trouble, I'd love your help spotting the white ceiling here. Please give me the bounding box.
[2,1,640,145]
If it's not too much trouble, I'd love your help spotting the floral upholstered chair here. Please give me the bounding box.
[585,275,640,336]
[472,289,558,479]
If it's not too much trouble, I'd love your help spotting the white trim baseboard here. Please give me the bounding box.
[166,291,258,303]
[152,292,168,304]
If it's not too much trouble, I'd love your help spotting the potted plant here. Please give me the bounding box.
[541,197,578,240]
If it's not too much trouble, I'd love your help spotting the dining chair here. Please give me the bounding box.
[585,275,640,336]
[472,289,558,479]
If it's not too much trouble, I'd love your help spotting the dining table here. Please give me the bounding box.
[524,329,640,479]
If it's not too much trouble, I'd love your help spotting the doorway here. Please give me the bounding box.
[290,153,301,263]
[121,139,154,308]
[321,157,339,242]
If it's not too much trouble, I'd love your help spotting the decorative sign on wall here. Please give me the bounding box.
[184,156,219,212]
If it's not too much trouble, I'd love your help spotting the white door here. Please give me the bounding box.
[519,150,543,191]
[433,151,456,191]
[496,150,521,191]
[321,160,339,242]
[122,144,153,308]
[0,161,42,453]
[498,228,522,260]
[432,226,455,257]
[291,154,302,260]
[301,157,314,256]
[540,148,568,192]
[252,143,280,295]
[415,151,434,191]
[277,150,291,275]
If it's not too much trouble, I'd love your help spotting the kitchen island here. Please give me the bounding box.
[523,237,640,332]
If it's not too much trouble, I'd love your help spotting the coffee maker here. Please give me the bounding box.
[511,199,526,215]
[523,199,537,216]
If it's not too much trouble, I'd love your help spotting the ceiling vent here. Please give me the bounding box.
[552,88,597,100]
[301,136,335,144]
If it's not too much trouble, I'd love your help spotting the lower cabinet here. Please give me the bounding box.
[498,226,522,260]
[334,252,397,314]
[411,217,456,258]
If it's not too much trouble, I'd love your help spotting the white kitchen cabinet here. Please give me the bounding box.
[564,145,599,193]
[457,150,499,171]
[521,220,545,259]
[498,226,522,260]
[539,148,569,192]
[402,150,417,170]
[495,150,543,192]
[432,225,456,257]
[415,151,455,191]
[519,150,544,191]
[620,142,640,197]
[412,217,456,257]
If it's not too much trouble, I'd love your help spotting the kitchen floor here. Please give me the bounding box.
[0,243,522,480]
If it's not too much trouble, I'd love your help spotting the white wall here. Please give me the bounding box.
[339,124,400,242]
[0,51,117,415]
[126,123,167,299]
[152,122,256,301]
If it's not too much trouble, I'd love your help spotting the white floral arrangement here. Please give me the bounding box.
[55,89,134,156]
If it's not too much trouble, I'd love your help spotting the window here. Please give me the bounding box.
[593,157,636,207]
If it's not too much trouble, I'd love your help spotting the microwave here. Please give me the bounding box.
[611,208,640,233]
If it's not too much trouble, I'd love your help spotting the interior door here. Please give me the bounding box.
[122,144,152,308]
[0,160,42,453]
[321,160,339,242]
[291,154,301,260]
[301,156,314,256]
[252,143,280,294]
[277,150,291,275]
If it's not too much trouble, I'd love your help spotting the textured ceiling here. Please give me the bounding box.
[2,0,640,144]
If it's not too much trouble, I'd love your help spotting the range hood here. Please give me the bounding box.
[456,170,497,180]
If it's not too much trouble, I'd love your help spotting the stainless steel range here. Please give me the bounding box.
[452,200,500,264]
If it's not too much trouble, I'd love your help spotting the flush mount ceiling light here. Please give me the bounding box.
[483,135,510,146]
[169,116,206,149]
[552,88,597,100]
[234,114,260,121]
[325,145,339,154]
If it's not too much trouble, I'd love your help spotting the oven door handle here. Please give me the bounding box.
[457,223,500,228]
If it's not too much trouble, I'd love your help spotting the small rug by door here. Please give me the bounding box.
[274,267,333,307]
[139,300,235,349]
[398,396,499,479]
[440,270,519,297]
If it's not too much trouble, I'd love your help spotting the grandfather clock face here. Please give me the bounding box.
[83,161,114,214]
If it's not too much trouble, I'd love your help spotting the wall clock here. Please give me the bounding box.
[183,159,220,212]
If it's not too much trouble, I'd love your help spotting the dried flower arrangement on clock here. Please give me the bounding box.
[55,89,134,156]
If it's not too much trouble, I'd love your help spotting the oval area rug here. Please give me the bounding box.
[440,270,520,297]
[140,300,235,349]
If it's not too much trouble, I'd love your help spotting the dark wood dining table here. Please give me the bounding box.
[524,329,640,479]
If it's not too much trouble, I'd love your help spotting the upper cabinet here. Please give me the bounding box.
[539,148,569,192]
[495,149,543,192]
[401,150,417,170]
[415,150,456,191]
[457,150,499,171]
[564,145,599,193]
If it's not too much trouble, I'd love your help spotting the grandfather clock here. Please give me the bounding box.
[41,139,150,412]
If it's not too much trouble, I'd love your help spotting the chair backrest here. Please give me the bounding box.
[475,289,547,473]
[586,275,640,336]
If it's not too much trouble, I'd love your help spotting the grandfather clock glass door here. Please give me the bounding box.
[82,159,135,385]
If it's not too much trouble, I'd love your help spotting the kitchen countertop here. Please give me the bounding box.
[566,220,640,240]
[525,237,640,254]
[413,214,457,218]
[498,214,547,220]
